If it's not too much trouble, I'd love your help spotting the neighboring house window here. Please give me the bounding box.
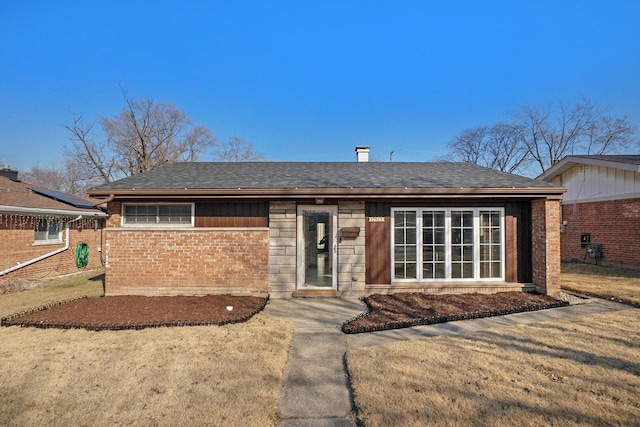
[34,218,61,242]
[122,204,193,226]
[392,208,504,282]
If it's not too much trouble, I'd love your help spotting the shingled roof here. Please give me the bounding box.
[0,176,106,216]
[89,162,564,199]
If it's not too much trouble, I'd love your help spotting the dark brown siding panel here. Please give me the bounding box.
[365,202,391,284]
[517,202,532,283]
[504,211,518,282]
[505,201,532,283]
[365,202,391,217]
[195,202,268,228]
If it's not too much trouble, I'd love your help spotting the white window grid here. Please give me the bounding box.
[121,203,195,227]
[391,207,505,282]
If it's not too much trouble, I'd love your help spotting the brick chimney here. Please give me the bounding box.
[355,146,370,162]
[0,165,18,181]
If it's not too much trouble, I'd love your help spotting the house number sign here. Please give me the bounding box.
[368,217,386,222]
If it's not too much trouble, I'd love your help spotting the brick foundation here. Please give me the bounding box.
[104,228,269,296]
[531,199,561,295]
[561,198,640,267]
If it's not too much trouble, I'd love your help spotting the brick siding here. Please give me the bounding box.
[561,198,640,267]
[531,199,561,295]
[104,228,269,296]
[0,215,104,282]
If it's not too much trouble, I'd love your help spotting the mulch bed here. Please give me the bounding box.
[342,292,569,334]
[2,291,569,333]
[1,295,268,331]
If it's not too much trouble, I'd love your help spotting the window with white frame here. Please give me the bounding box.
[122,204,193,226]
[392,208,504,282]
[34,218,61,242]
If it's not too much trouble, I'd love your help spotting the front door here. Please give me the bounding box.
[297,206,337,289]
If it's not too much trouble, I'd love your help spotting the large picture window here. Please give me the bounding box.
[122,204,193,226]
[392,208,504,282]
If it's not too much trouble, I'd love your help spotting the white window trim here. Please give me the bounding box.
[33,218,62,244]
[391,207,505,283]
[121,203,195,227]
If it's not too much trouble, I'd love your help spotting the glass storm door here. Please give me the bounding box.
[297,206,338,289]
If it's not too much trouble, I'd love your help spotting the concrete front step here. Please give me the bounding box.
[292,289,342,298]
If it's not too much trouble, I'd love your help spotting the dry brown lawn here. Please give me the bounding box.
[0,273,293,427]
[347,309,640,426]
[562,262,640,306]
[0,270,105,318]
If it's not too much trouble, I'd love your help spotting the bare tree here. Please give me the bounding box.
[585,115,636,156]
[446,97,637,176]
[446,124,529,174]
[64,113,116,183]
[64,91,216,184]
[215,135,265,161]
[447,126,490,165]
[516,97,635,173]
[21,165,69,192]
[101,92,216,176]
[485,123,530,173]
[20,159,99,195]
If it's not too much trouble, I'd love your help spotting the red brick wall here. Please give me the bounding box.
[561,198,640,267]
[531,199,561,295]
[0,215,104,281]
[104,229,269,296]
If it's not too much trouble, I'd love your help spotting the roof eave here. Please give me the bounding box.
[88,187,566,200]
[0,205,108,217]
[538,156,640,182]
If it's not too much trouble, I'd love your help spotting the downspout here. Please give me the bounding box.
[92,194,114,207]
[0,215,83,277]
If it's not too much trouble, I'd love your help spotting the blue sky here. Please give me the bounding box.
[1,1,639,170]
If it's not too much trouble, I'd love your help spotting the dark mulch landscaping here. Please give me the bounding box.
[1,295,268,331]
[342,292,569,334]
[2,291,569,334]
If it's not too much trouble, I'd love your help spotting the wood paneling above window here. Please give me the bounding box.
[195,202,268,228]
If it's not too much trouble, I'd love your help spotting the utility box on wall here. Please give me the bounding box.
[585,243,603,259]
[580,233,591,248]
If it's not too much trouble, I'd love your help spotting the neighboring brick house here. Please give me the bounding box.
[538,155,640,268]
[88,147,565,297]
[0,168,107,286]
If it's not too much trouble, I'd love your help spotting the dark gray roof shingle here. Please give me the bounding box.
[570,155,640,165]
[92,162,558,191]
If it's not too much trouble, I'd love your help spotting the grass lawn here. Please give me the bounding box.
[561,262,640,306]
[347,308,640,426]
[0,272,293,427]
[0,270,105,319]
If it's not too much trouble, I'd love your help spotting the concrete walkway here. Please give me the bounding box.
[265,294,632,426]
[347,295,630,349]
[264,298,365,426]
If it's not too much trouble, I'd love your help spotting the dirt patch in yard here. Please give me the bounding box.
[1,295,268,331]
[342,292,568,334]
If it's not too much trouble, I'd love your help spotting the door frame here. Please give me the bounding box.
[296,205,338,290]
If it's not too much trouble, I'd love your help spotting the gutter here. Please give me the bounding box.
[88,187,567,200]
[0,205,107,217]
[0,215,84,277]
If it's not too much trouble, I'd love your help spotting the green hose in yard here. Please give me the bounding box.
[75,242,89,269]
